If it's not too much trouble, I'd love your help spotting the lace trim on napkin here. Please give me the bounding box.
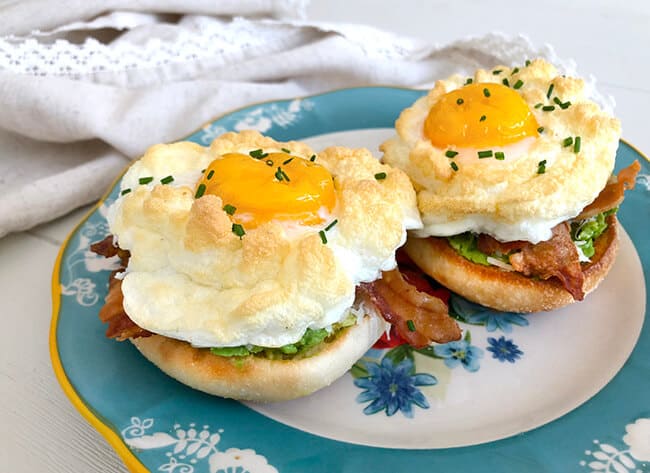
[0,17,314,78]
[0,16,613,110]
[0,13,566,77]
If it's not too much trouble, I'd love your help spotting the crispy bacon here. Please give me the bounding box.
[477,234,528,255]
[359,269,461,348]
[576,161,641,220]
[91,237,150,340]
[99,275,152,340]
[472,162,640,300]
[509,222,585,300]
[90,235,130,265]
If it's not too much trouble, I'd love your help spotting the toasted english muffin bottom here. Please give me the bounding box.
[404,216,619,313]
[131,313,388,402]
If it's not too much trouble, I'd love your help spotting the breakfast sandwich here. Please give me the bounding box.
[381,59,640,313]
[91,130,462,402]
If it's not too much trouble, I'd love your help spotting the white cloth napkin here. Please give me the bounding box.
[0,1,578,238]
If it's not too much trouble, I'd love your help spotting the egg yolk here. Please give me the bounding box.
[424,83,539,149]
[197,152,336,228]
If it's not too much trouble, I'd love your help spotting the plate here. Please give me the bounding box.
[51,87,650,472]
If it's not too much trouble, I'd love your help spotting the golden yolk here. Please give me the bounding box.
[424,83,539,149]
[197,152,336,228]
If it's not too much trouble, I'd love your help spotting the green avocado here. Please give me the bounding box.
[447,232,490,265]
[209,313,358,360]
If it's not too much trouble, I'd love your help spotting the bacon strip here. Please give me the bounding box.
[477,234,528,255]
[509,223,585,300]
[473,162,641,300]
[99,275,152,340]
[359,269,461,348]
[90,235,130,265]
[576,161,641,220]
[91,237,150,340]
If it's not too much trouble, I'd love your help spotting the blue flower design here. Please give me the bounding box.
[354,357,436,418]
[487,336,523,363]
[433,339,484,372]
[450,294,528,333]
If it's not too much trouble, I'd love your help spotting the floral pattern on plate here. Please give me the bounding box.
[60,203,120,307]
[122,417,278,473]
[486,336,524,363]
[449,293,529,333]
[198,98,315,145]
[354,355,436,418]
[352,290,531,418]
[580,417,650,472]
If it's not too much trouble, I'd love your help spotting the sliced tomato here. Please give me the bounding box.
[373,325,408,349]
[399,269,451,306]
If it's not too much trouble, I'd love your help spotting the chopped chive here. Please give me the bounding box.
[492,69,502,75]
[249,149,267,159]
[478,150,493,159]
[201,169,206,173]
[534,103,543,109]
[513,79,524,90]
[574,136,581,153]
[310,154,316,162]
[450,161,459,171]
[374,172,387,180]
[495,151,505,160]
[206,170,215,180]
[231,223,245,238]
[281,147,291,153]
[552,97,571,109]
[139,176,154,185]
[275,167,290,182]
[121,188,131,196]
[406,320,416,332]
[465,78,473,85]
[483,87,491,97]
[325,219,338,231]
[562,136,574,147]
[265,159,274,166]
[283,157,294,165]
[537,160,547,174]
[456,98,464,105]
[445,150,458,158]
[195,183,206,198]
[319,230,327,244]
[511,67,520,74]
[223,204,236,215]
[525,59,531,66]
[502,78,510,87]
[542,105,555,112]
[480,115,486,122]
[546,83,554,99]
[160,175,174,185]
[537,126,545,133]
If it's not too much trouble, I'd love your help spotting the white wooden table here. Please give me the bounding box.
[2,1,649,471]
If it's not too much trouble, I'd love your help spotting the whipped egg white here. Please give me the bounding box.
[107,132,421,349]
